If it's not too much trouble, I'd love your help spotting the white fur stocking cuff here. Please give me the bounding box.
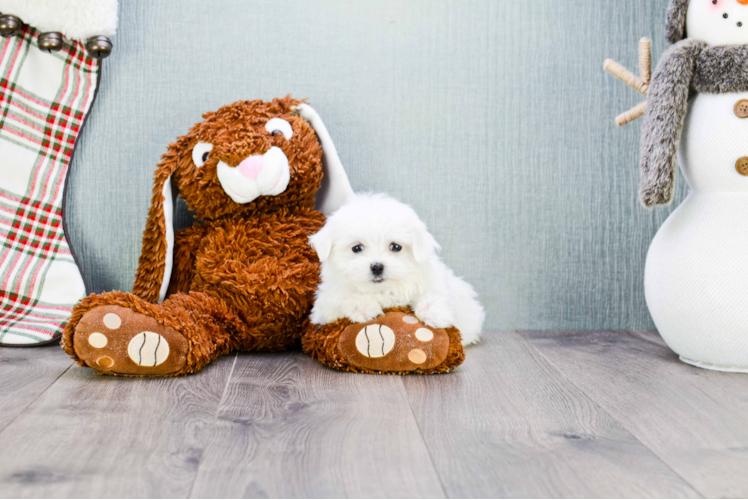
[0,0,118,41]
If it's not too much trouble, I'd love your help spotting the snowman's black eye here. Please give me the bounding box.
[739,22,744,27]
[724,12,729,18]
[713,0,718,4]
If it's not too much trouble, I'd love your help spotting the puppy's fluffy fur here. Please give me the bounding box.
[309,193,484,345]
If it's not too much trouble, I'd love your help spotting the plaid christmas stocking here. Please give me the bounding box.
[0,26,100,345]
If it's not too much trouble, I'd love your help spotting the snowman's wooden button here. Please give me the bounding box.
[736,157,748,176]
[735,100,748,119]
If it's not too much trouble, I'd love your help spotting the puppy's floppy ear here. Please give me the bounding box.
[132,147,183,303]
[309,223,334,263]
[293,104,354,215]
[411,225,441,264]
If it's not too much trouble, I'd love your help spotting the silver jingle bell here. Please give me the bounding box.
[85,36,113,59]
[0,14,23,37]
[38,32,63,52]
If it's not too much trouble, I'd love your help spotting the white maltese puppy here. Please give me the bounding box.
[309,193,484,345]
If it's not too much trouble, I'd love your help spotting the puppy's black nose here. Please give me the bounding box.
[371,263,384,276]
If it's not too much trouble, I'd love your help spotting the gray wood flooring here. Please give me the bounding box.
[0,331,744,498]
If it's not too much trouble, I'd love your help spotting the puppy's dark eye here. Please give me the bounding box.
[352,244,364,253]
[201,151,209,163]
[271,130,284,137]
[390,243,402,252]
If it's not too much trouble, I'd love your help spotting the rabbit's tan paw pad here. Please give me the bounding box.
[338,312,450,372]
[73,305,188,376]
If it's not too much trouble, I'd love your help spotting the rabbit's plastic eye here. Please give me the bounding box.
[265,118,293,140]
[192,142,213,168]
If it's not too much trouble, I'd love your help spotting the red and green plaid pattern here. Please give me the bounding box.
[0,26,99,345]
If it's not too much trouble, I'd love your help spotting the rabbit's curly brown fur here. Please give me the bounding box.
[62,96,327,374]
[132,96,324,303]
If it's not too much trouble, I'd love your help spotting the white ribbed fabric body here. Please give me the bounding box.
[646,91,748,372]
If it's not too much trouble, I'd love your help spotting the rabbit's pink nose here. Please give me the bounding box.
[237,156,264,180]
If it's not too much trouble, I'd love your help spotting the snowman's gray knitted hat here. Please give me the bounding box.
[666,0,690,44]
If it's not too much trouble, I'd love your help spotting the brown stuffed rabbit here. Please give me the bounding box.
[61,96,465,376]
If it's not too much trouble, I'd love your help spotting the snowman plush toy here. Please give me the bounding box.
[607,0,748,372]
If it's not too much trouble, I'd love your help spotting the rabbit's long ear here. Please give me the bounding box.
[294,104,354,215]
[132,151,179,303]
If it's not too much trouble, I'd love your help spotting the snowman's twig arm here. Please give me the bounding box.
[604,38,651,126]
[604,59,648,95]
[640,38,651,85]
[640,39,704,208]
[617,101,647,128]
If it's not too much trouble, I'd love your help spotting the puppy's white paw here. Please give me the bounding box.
[415,297,454,329]
[343,299,384,324]
[348,306,384,324]
[310,305,337,326]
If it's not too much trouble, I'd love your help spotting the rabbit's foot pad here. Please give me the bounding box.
[338,312,450,372]
[73,305,189,376]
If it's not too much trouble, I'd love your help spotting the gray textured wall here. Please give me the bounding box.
[67,0,685,331]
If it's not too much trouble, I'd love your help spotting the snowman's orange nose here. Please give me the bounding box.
[738,0,748,5]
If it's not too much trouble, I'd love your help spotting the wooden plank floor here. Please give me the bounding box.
[0,331,745,498]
